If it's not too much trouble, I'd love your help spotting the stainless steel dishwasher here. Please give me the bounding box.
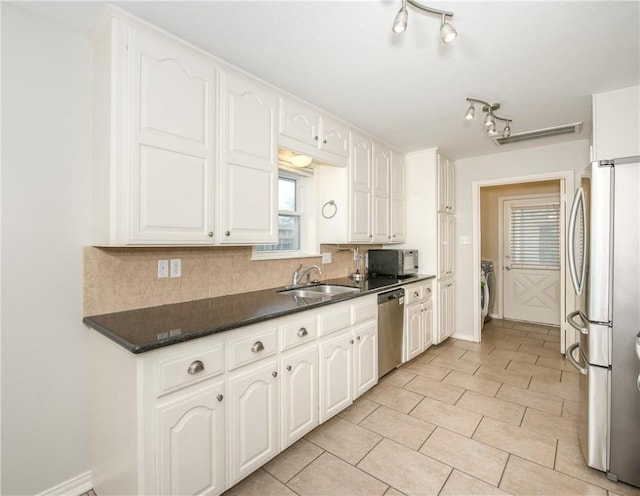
[377,288,405,378]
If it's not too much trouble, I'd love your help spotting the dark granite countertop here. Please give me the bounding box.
[83,274,435,354]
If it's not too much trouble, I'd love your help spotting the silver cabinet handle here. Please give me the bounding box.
[314,136,319,141]
[225,230,231,237]
[208,231,214,237]
[427,288,432,293]
[297,327,308,337]
[187,360,205,375]
[350,339,354,344]
[251,341,265,353]
[567,310,589,335]
[286,365,292,372]
[504,266,511,271]
[323,139,327,144]
[413,291,420,297]
[272,371,278,378]
[566,342,587,375]
[217,394,223,402]
[567,187,586,295]
[369,234,373,238]
[357,335,361,340]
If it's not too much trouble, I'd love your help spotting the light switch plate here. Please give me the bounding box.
[321,252,332,264]
[158,260,169,278]
[170,258,182,278]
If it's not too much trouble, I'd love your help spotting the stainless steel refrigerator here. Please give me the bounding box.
[566,156,640,487]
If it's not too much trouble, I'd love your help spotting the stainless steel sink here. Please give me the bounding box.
[278,284,360,299]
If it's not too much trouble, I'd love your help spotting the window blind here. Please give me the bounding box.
[510,203,560,268]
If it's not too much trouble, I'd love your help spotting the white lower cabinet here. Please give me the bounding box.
[352,320,378,398]
[155,381,226,496]
[437,278,455,343]
[319,328,354,423]
[90,292,384,495]
[403,281,434,361]
[280,344,318,449]
[226,359,279,485]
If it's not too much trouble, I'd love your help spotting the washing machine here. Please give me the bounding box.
[481,260,495,323]
[480,269,489,329]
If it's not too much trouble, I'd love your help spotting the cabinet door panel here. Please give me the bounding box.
[353,321,378,397]
[281,346,318,448]
[405,303,423,362]
[156,382,225,496]
[422,301,433,350]
[350,134,372,242]
[319,331,353,422]
[136,146,209,240]
[220,72,278,244]
[129,27,215,243]
[351,189,371,242]
[279,98,319,148]
[372,195,390,243]
[390,152,406,242]
[227,360,279,484]
[321,118,349,158]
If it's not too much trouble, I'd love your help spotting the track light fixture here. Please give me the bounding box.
[392,0,457,43]
[465,98,513,139]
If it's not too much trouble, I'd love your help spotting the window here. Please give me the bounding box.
[256,174,303,254]
[510,202,560,268]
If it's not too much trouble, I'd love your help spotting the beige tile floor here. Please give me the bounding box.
[221,319,640,496]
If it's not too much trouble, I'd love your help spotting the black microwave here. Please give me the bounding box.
[367,249,419,277]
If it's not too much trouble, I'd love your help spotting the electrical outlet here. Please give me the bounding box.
[170,258,182,278]
[158,259,169,278]
[321,252,332,264]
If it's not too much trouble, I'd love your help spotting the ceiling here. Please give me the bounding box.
[15,1,640,159]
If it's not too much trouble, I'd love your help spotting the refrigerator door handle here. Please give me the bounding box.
[567,310,589,335]
[566,342,587,375]
[567,187,586,295]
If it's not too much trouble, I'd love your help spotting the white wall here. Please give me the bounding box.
[1,4,92,494]
[454,140,590,340]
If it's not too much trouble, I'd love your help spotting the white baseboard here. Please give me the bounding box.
[451,332,475,342]
[35,470,92,496]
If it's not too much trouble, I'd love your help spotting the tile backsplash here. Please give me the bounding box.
[83,245,375,316]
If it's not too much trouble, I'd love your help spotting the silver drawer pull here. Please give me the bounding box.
[217,394,223,402]
[297,327,308,337]
[286,365,292,372]
[357,335,361,341]
[427,288,432,293]
[251,341,265,353]
[187,360,205,375]
[413,291,419,297]
[272,371,278,378]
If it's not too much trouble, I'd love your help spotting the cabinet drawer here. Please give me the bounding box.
[318,303,352,336]
[156,343,224,397]
[282,317,317,351]
[404,285,423,305]
[227,326,279,371]
[352,296,377,324]
[423,282,433,302]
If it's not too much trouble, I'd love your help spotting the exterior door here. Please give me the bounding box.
[503,196,561,325]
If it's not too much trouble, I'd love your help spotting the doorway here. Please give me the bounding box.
[473,172,574,350]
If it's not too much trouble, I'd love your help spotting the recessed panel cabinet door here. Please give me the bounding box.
[353,321,377,398]
[372,142,391,243]
[350,133,372,242]
[279,97,320,150]
[219,71,278,244]
[390,151,406,243]
[320,117,349,158]
[227,360,279,485]
[319,330,353,422]
[405,303,423,362]
[281,345,318,449]
[156,382,225,496]
[129,27,215,244]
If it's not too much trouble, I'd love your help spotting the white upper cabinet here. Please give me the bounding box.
[92,19,217,245]
[371,141,391,243]
[437,154,455,213]
[279,97,349,166]
[390,150,406,243]
[592,86,640,161]
[350,132,374,242]
[218,71,278,244]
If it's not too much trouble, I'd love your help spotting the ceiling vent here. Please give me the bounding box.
[492,122,583,146]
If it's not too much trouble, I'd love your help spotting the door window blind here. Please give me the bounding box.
[510,203,560,268]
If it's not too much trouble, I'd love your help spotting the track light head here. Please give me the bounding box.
[502,123,512,138]
[440,14,457,43]
[392,1,408,33]
[484,113,495,127]
[465,104,475,120]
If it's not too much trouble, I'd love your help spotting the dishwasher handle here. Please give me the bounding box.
[378,289,405,304]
